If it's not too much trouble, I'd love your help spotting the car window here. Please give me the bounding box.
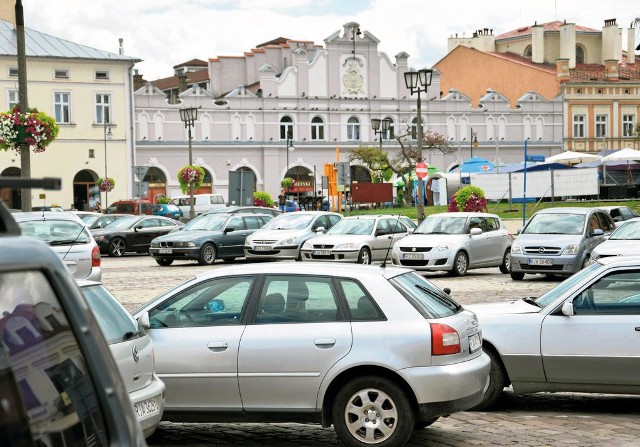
[620,207,639,220]
[415,216,465,235]
[262,214,314,230]
[327,218,374,235]
[82,284,139,344]
[468,217,482,232]
[375,219,391,235]
[228,216,245,231]
[595,212,614,232]
[328,215,341,228]
[523,213,585,235]
[338,279,384,321]
[312,216,328,231]
[484,217,500,232]
[572,271,640,315]
[609,220,640,240]
[0,270,108,445]
[148,276,255,327]
[389,272,461,318]
[256,276,342,323]
[138,218,160,228]
[160,218,177,227]
[116,203,134,213]
[18,219,90,244]
[244,216,261,230]
[388,219,407,234]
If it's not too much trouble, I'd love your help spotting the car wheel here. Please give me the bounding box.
[155,258,173,266]
[108,237,126,257]
[332,376,414,447]
[499,248,511,274]
[357,247,371,264]
[510,271,525,281]
[414,417,439,429]
[449,251,468,276]
[470,348,506,411]
[198,243,216,265]
[582,255,590,269]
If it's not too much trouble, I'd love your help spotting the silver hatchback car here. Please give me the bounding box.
[133,263,489,446]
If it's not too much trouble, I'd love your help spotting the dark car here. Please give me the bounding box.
[86,213,130,230]
[149,212,272,266]
[205,205,282,217]
[153,203,184,219]
[93,215,183,257]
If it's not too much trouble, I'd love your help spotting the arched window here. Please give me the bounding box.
[411,118,417,140]
[280,116,294,140]
[347,116,360,141]
[311,116,325,141]
[383,117,395,140]
[524,45,532,59]
[576,45,585,64]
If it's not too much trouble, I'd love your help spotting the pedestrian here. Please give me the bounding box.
[94,201,102,213]
[278,190,286,212]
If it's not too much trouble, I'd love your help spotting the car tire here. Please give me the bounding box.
[499,248,511,274]
[469,348,506,411]
[449,251,468,276]
[155,258,174,266]
[108,237,126,257]
[414,417,439,429]
[582,255,590,269]
[357,247,371,265]
[198,243,216,265]
[510,271,525,281]
[332,376,414,447]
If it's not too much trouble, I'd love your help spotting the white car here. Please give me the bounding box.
[79,281,166,437]
[591,217,640,263]
[301,215,411,264]
[392,212,512,276]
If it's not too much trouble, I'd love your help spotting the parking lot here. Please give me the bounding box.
[101,256,640,446]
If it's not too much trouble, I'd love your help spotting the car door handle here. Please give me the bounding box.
[314,338,336,348]
[208,342,229,351]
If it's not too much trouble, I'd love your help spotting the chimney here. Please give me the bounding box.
[602,18,621,63]
[119,38,124,55]
[560,22,576,68]
[531,23,544,64]
[133,69,145,91]
[604,59,619,79]
[178,73,188,93]
[628,27,636,64]
[472,28,495,52]
[556,59,570,81]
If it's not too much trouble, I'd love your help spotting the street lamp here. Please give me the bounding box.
[103,121,112,208]
[404,68,433,223]
[371,118,391,150]
[470,128,479,158]
[179,106,198,219]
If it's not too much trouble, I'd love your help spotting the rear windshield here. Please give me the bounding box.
[388,272,461,318]
[81,284,139,344]
[18,219,91,244]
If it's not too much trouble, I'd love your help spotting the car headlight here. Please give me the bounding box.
[335,243,358,249]
[434,244,449,252]
[175,241,196,248]
[562,244,580,255]
[276,237,296,246]
[511,243,522,254]
[150,241,159,248]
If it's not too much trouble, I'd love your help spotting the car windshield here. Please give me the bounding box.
[535,262,602,308]
[414,216,466,235]
[262,214,314,230]
[103,216,140,229]
[609,220,640,240]
[81,214,101,226]
[523,213,585,235]
[18,219,90,244]
[183,214,227,231]
[327,219,374,235]
[81,284,140,344]
[389,272,461,318]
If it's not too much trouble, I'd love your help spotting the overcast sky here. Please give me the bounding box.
[21,0,640,81]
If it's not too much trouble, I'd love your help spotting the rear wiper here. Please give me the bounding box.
[415,284,461,310]
[123,330,141,341]
[521,296,540,307]
[50,239,80,246]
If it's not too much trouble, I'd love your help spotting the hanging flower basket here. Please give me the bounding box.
[0,105,60,153]
[96,177,116,193]
[281,177,295,190]
[178,165,205,193]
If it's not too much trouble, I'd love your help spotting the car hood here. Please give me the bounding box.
[395,233,467,246]
[466,298,540,316]
[307,234,371,245]
[248,229,309,242]
[153,230,223,242]
[594,239,640,255]
[513,233,583,246]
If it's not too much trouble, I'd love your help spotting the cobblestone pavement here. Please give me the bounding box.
[101,256,640,446]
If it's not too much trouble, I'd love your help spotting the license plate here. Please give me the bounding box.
[529,258,553,266]
[313,250,331,256]
[158,248,172,254]
[403,253,423,260]
[255,245,271,251]
[134,397,159,419]
[469,333,481,353]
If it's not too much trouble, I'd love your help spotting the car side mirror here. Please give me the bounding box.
[134,225,143,231]
[470,228,482,236]
[224,227,235,233]
[592,229,604,237]
[613,216,623,222]
[443,287,451,295]
[137,311,150,328]
[561,301,574,316]
[315,226,326,233]
[375,229,387,236]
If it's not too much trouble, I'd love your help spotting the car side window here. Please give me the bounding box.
[595,212,613,232]
[244,216,261,230]
[256,276,342,323]
[160,219,176,227]
[484,217,499,232]
[228,216,245,231]
[572,271,640,315]
[0,270,108,445]
[375,219,390,235]
[312,216,328,231]
[388,219,406,234]
[468,217,482,232]
[338,279,384,321]
[148,276,255,327]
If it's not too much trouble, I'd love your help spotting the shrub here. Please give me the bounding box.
[448,186,487,212]
[253,191,274,208]
[156,196,171,204]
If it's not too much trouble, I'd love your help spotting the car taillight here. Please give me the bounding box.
[91,245,101,267]
[430,323,461,355]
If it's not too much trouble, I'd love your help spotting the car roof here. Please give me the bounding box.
[13,211,84,223]
[535,207,601,214]
[428,212,500,218]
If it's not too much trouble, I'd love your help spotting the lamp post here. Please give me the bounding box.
[371,118,391,150]
[179,107,198,219]
[470,128,479,158]
[284,135,295,211]
[404,68,433,223]
[103,121,112,209]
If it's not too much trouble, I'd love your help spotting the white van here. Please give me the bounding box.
[169,193,226,216]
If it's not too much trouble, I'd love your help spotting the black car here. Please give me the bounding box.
[93,215,183,257]
[204,205,282,217]
[149,212,272,266]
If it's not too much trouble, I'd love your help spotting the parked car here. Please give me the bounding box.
[13,211,101,281]
[132,262,489,446]
[467,256,640,410]
[205,205,282,217]
[32,205,65,212]
[153,203,184,219]
[86,213,130,230]
[591,217,640,263]
[79,280,166,437]
[244,211,342,261]
[391,212,512,276]
[398,215,417,232]
[0,191,145,446]
[169,193,226,216]
[93,215,183,257]
[598,205,639,227]
[510,207,615,280]
[284,200,300,212]
[150,212,272,266]
[106,199,153,215]
[301,215,411,264]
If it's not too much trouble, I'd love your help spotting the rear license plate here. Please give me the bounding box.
[313,250,331,256]
[529,258,553,266]
[255,245,271,251]
[403,253,423,260]
[158,248,172,254]
[134,397,158,419]
[469,333,481,353]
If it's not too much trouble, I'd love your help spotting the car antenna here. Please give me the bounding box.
[381,213,402,268]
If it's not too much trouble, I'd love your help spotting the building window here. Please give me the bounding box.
[347,116,360,141]
[8,67,18,77]
[411,118,418,140]
[95,70,109,80]
[54,69,69,79]
[623,114,636,137]
[310,116,324,140]
[280,116,293,140]
[7,89,18,110]
[595,114,607,138]
[95,94,111,124]
[54,92,70,123]
[576,46,585,64]
[523,45,532,58]
[89,149,95,158]
[573,114,585,138]
[384,117,395,140]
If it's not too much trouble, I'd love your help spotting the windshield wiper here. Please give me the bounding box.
[50,239,81,246]
[521,296,540,307]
